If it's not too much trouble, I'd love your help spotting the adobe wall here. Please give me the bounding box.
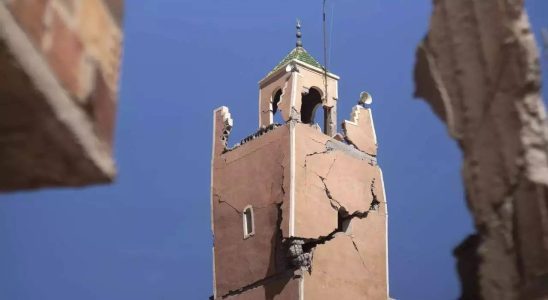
[293,123,388,300]
[211,104,388,299]
[223,275,300,300]
[0,0,123,191]
[211,108,292,298]
[414,1,548,299]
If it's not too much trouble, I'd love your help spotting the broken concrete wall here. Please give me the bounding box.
[211,107,292,298]
[414,1,548,299]
[259,69,292,125]
[0,0,123,191]
[303,216,388,300]
[294,123,388,299]
[342,106,378,156]
[293,123,381,239]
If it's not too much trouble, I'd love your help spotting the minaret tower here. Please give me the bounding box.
[210,22,389,300]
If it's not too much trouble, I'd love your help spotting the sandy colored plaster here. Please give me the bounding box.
[259,68,294,126]
[293,123,382,241]
[259,61,339,131]
[222,273,300,300]
[213,201,286,297]
[342,105,377,156]
[322,154,380,215]
[297,67,338,108]
[77,0,122,92]
[293,168,339,239]
[349,213,388,295]
[212,122,291,296]
[415,0,548,298]
[304,233,387,300]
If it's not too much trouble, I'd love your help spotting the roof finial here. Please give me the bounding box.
[296,19,303,48]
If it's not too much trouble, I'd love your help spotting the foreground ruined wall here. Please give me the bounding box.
[0,0,123,191]
[414,1,548,299]
[211,103,388,299]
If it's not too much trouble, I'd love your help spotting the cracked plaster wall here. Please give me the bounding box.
[212,108,291,297]
[415,1,548,299]
[294,123,382,239]
[295,123,388,299]
[212,103,388,299]
[222,273,300,300]
[342,106,378,156]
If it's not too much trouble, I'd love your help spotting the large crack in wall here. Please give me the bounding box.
[288,130,384,275]
[415,1,548,299]
[217,175,381,299]
[212,110,387,298]
[286,193,380,275]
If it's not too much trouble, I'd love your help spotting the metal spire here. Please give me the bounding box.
[296,19,303,48]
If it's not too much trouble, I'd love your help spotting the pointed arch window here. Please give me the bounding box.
[301,87,326,133]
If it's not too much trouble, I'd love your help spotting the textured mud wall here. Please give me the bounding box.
[223,276,300,300]
[414,1,548,299]
[294,119,387,300]
[211,104,388,299]
[211,108,293,298]
[0,0,123,191]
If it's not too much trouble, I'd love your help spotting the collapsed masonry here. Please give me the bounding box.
[0,0,123,191]
[415,1,548,299]
[210,27,389,299]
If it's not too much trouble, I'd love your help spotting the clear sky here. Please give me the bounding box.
[1,1,547,299]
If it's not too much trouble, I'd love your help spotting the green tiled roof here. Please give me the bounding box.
[268,47,323,76]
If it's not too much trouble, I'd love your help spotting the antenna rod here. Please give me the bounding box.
[323,0,328,73]
[322,0,332,136]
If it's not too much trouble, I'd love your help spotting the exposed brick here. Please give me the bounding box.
[8,0,50,45]
[0,28,112,190]
[77,0,122,93]
[89,71,116,151]
[0,0,120,191]
[46,8,83,99]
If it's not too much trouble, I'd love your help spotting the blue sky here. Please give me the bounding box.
[1,1,547,299]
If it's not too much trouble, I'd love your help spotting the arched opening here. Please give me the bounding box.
[313,104,326,132]
[271,89,284,124]
[242,205,255,239]
[301,88,325,131]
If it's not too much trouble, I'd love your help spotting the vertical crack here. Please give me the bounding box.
[319,175,343,211]
[369,178,380,211]
[350,237,368,270]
